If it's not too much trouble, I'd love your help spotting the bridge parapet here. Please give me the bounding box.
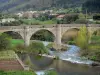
[61,24,100,27]
[0,26,24,30]
[0,24,100,29]
[27,24,57,28]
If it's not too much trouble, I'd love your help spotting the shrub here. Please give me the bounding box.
[13,44,26,53]
[67,41,76,45]
[28,41,48,55]
[75,26,89,49]
[0,33,12,50]
[74,19,89,24]
[58,14,79,24]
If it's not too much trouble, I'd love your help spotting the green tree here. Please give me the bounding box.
[28,41,48,55]
[82,0,100,13]
[75,25,89,49]
[0,33,12,50]
[58,14,79,24]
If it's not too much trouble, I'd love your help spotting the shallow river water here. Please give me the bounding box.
[32,41,100,75]
[19,41,100,75]
[30,55,100,75]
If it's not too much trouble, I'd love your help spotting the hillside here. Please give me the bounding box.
[0,0,87,13]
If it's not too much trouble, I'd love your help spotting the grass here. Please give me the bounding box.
[0,50,17,60]
[91,35,100,44]
[0,71,36,75]
[11,39,24,47]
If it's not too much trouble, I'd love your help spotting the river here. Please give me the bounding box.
[21,41,100,75]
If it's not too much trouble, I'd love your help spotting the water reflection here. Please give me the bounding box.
[30,56,100,75]
[22,41,100,75]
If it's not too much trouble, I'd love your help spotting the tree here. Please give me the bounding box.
[0,33,12,50]
[82,0,100,13]
[75,25,89,49]
[28,41,48,55]
[93,14,100,20]
[58,14,79,24]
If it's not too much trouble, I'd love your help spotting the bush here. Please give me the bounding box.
[58,14,79,24]
[75,26,89,49]
[46,43,67,51]
[0,33,12,50]
[13,44,26,53]
[74,19,89,24]
[67,41,76,45]
[28,41,48,55]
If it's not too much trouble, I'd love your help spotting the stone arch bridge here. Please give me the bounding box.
[0,24,100,46]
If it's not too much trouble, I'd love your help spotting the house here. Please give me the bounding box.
[56,14,66,20]
[1,18,15,23]
[22,11,33,19]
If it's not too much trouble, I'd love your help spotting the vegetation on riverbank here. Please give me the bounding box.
[47,43,67,51]
[0,50,16,60]
[0,33,12,50]
[0,70,36,75]
[75,25,100,62]
[11,39,24,47]
[0,33,58,75]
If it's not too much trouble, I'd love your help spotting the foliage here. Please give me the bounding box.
[0,70,36,75]
[31,30,55,42]
[46,43,67,51]
[0,33,12,50]
[86,44,100,62]
[75,25,89,49]
[36,14,50,21]
[79,30,100,62]
[0,0,86,13]
[28,41,48,55]
[67,41,76,45]
[1,20,22,26]
[57,14,79,24]
[20,18,57,25]
[74,19,89,24]
[13,44,26,53]
[93,14,100,20]
[91,36,100,44]
[56,7,82,14]
[44,70,58,75]
[11,39,24,47]
[0,50,17,60]
[78,13,86,19]
[82,0,100,13]
[46,43,54,49]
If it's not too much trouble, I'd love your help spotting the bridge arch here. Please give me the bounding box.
[1,31,24,40]
[61,28,80,44]
[30,29,56,42]
[92,29,100,36]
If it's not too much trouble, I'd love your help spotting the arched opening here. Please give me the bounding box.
[30,29,55,42]
[62,28,79,44]
[3,31,24,46]
[91,29,100,44]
